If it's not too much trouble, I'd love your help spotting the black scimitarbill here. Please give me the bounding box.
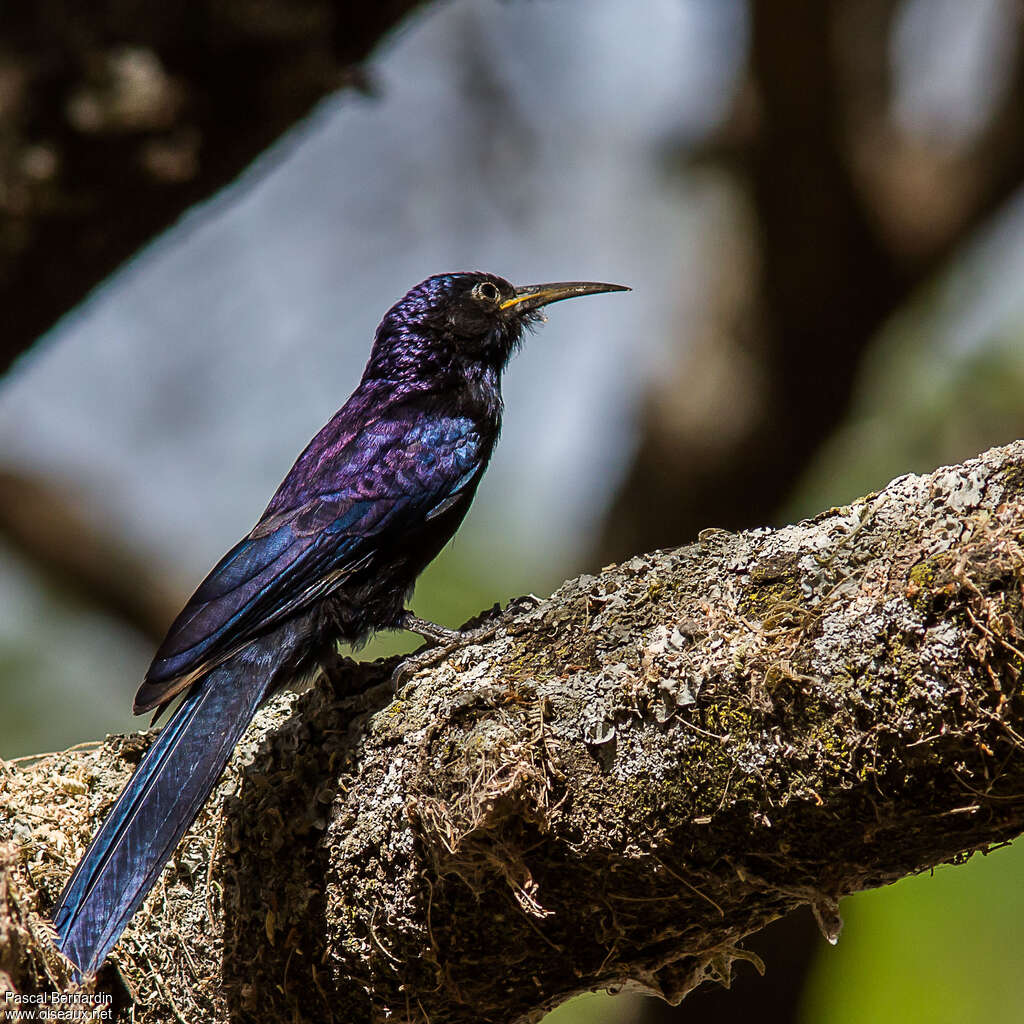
[51,272,629,976]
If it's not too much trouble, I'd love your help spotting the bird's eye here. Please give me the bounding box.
[474,281,500,303]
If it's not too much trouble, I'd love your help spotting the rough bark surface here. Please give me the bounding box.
[5,442,1024,1022]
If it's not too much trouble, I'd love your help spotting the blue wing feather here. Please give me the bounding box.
[134,413,485,712]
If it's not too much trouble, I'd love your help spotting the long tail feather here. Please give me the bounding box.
[51,633,290,976]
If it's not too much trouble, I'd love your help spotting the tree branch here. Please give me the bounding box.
[6,441,1024,1021]
[0,470,182,643]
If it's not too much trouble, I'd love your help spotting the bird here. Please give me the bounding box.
[51,271,629,976]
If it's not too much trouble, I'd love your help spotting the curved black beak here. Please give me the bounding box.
[500,280,630,315]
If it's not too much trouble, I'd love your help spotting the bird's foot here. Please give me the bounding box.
[391,607,503,690]
[399,608,504,647]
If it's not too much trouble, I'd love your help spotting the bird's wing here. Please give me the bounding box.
[134,413,485,713]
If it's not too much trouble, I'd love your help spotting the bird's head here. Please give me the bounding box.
[364,272,628,383]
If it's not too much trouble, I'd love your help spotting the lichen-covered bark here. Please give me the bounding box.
[5,442,1024,1022]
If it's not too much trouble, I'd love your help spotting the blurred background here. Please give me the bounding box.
[2,0,1024,1020]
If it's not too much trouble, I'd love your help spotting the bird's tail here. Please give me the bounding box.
[51,635,287,977]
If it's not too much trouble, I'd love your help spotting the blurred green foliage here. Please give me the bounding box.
[800,840,1024,1023]
[543,991,644,1024]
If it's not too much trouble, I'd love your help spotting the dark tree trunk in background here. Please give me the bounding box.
[0,1,429,637]
[0,1,426,375]
[598,0,1024,564]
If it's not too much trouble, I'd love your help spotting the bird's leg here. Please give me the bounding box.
[392,608,504,690]
[400,607,509,646]
[399,612,462,645]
